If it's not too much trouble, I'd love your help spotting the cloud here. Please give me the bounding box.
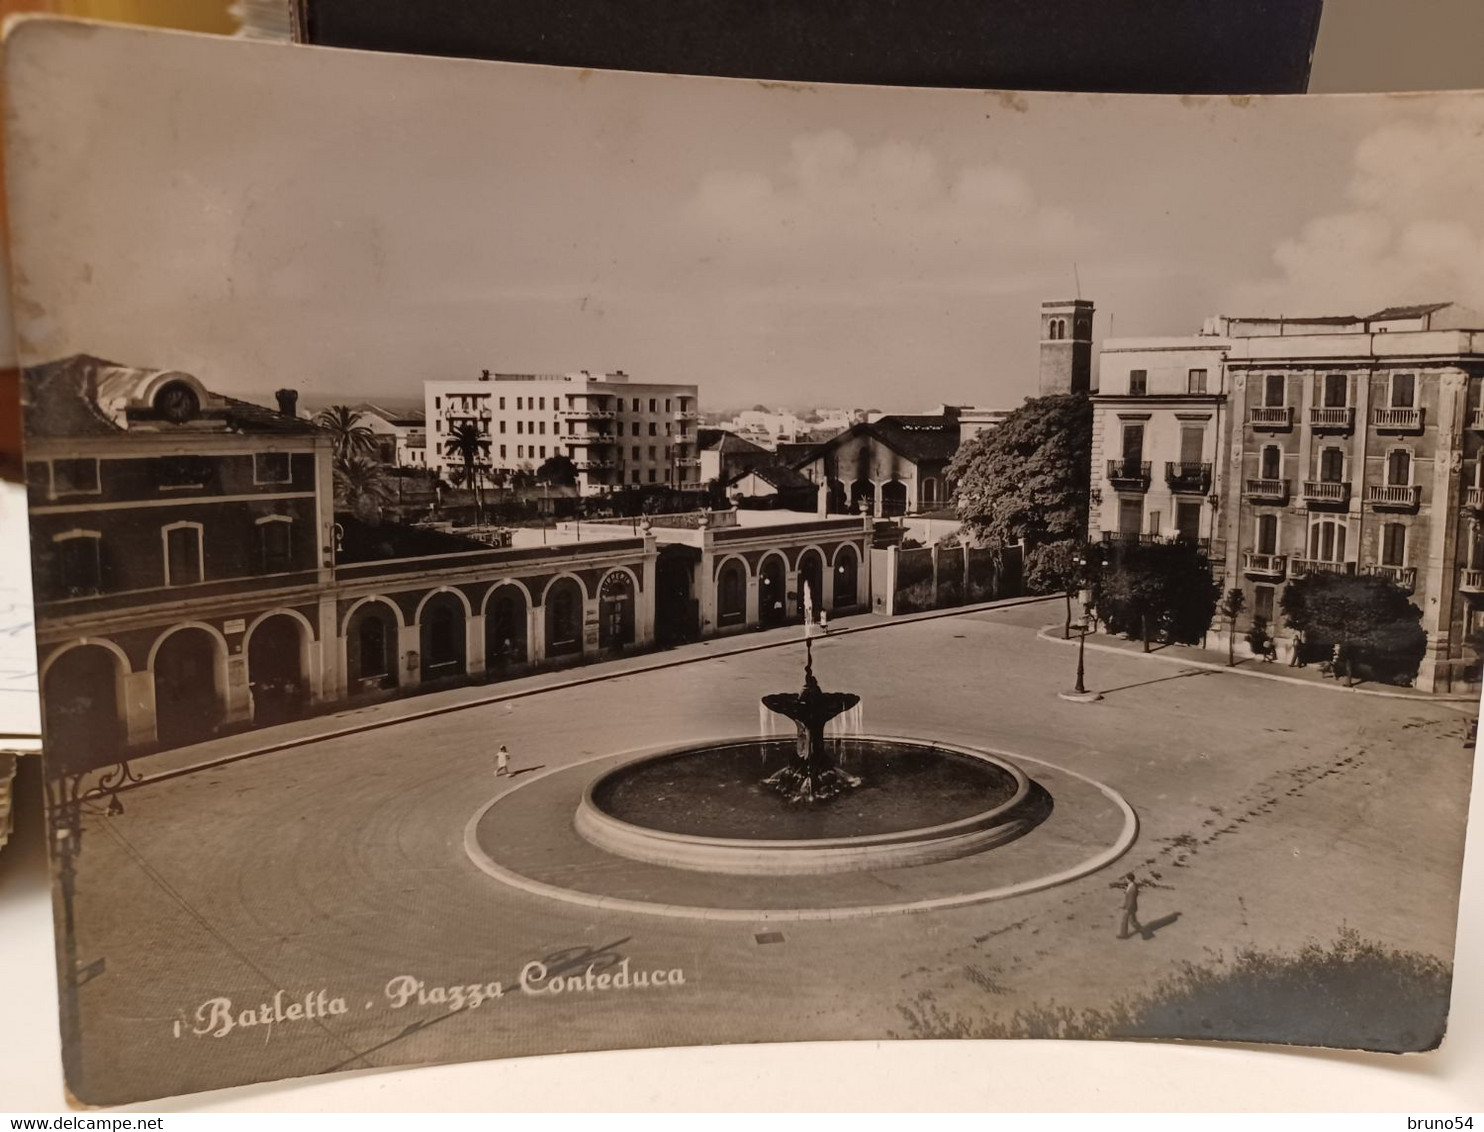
[684,130,1090,293]
[1227,99,1484,316]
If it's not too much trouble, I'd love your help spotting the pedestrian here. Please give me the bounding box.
[1289,628,1304,667]
[495,743,511,778]
[1116,873,1143,939]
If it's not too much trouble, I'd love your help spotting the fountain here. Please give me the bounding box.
[567,583,1052,875]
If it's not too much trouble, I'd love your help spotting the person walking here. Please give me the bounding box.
[495,744,511,778]
[1116,873,1143,939]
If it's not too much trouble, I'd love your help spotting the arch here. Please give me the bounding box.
[655,545,700,646]
[598,570,637,650]
[880,479,908,518]
[246,612,309,725]
[920,477,940,506]
[757,552,788,627]
[849,478,875,514]
[346,599,400,691]
[544,575,586,658]
[596,564,642,597]
[419,591,468,681]
[151,624,226,748]
[540,570,590,606]
[832,543,861,610]
[39,636,132,686]
[796,547,825,622]
[716,556,748,626]
[479,577,535,617]
[42,642,125,772]
[712,552,752,581]
[413,584,474,626]
[340,594,407,637]
[243,606,316,649]
[484,582,530,672]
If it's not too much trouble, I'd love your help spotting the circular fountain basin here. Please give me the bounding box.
[574,736,1045,876]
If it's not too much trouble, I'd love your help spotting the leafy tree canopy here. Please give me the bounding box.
[535,454,578,487]
[1280,573,1425,685]
[948,393,1092,550]
[1092,541,1217,648]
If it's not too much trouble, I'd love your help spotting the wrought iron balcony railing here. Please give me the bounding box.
[1165,461,1212,494]
[1106,459,1152,490]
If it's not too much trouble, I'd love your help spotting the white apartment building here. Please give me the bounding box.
[424,370,700,496]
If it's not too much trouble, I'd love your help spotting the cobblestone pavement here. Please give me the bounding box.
[64,599,1476,1105]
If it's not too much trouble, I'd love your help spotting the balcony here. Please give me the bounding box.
[675,457,701,467]
[573,458,616,471]
[1362,564,1417,592]
[1471,409,1484,432]
[1249,406,1293,430]
[1106,459,1152,491]
[1165,461,1212,494]
[1302,480,1351,507]
[1244,477,1290,504]
[1467,486,1484,510]
[1290,558,1356,579]
[1363,483,1421,510]
[1462,569,1484,595]
[674,410,701,421]
[1243,552,1286,579]
[1308,406,1354,433]
[559,407,616,421]
[559,433,615,446]
[1372,407,1423,432]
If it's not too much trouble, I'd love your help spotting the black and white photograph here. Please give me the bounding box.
[3,16,1481,1109]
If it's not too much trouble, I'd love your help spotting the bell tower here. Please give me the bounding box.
[1039,299,1094,396]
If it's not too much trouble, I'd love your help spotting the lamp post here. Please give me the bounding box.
[1060,549,1103,702]
[45,756,141,1094]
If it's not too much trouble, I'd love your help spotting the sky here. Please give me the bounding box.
[5,20,1484,413]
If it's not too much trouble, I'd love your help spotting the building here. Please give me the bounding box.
[725,463,820,511]
[423,370,700,496]
[350,403,427,468]
[791,410,962,516]
[697,428,771,485]
[1088,302,1484,692]
[1039,298,1094,396]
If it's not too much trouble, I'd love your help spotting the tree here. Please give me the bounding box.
[1025,540,1085,639]
[333,453,392,523]
[948,394,1093,551]
[1217,588,1247,666]
[1093,541,1217,652]
[313,405,377,462]
[535,454,578,487]
[443,423,489,525]
[1280,573,1426,687]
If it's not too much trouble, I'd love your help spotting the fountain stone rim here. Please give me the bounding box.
[574,734,1037,876]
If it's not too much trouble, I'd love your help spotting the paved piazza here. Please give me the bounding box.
[68,600,1476,1105]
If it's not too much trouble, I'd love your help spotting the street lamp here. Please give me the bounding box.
[1060,550,1103,703]
[45,755,142,1093]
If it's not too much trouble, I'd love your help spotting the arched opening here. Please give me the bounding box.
[826,478,847,514]
[419,592,467,681]
[880,479,908,518]
[833,545,860,611]
[598,571,637,650]
[920,477,939,507]
[247,614,308,726]
[153,627,223,749]
[484,584,528,674]
[850,479,874,515]
[656,546,699,646]
[717,559,747,627]
[43,645,123,772]
[796,550,824,622]
[346,601,398,693]
[544,577,585,658]
[758,555,788,627]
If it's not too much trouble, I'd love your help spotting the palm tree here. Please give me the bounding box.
[314,405,377,462]
[444,423,489,526]
[334,453,392,523]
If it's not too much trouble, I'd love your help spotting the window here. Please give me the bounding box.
[648,469,657,483]
[1118,498,1142,535]
[1323,373,1348,407]
[1318,447,1345,483]
[1128,370,1147,396]
[499,445,506,459]
[648,422,657,436]
[1254,585,1275,623]
[516,421,524,435]
[1259,445,1282,480]
[55,532,102,596]
[499,397,505,410]
[1391,374,1416,408]
[539,397,545,410]
[1386,449,1412,486]
[540,446,546,458]
[1310,519,1347,563]
[1179,426,1204,465]
[1263,374,1286,407]
[649,398,656,412]
[632,422,640,436]
[1187,369,1208,394]
[665,422,673,435]
[1175,501,1201,542]
[516,397,524,410]
[435,420,442,433]
[1256,514,1278,555]
[156,456,211,490]
[498,420,506,434]
[254,452,292,485]
[632,398,640,411]
[539,421,546,435]
[1121,422,1145,462]
[665,399,671,412]
[435,396,441,410]
[257,517,293,573]
[631,469,641,484]
[1382,522,1407,567]
[517,445,524,458]
[649,445,657,459]
[163,523,203,586]
[52,458,99,495]
[632,445,641,459]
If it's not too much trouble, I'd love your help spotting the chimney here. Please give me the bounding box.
[275,388,298,417]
